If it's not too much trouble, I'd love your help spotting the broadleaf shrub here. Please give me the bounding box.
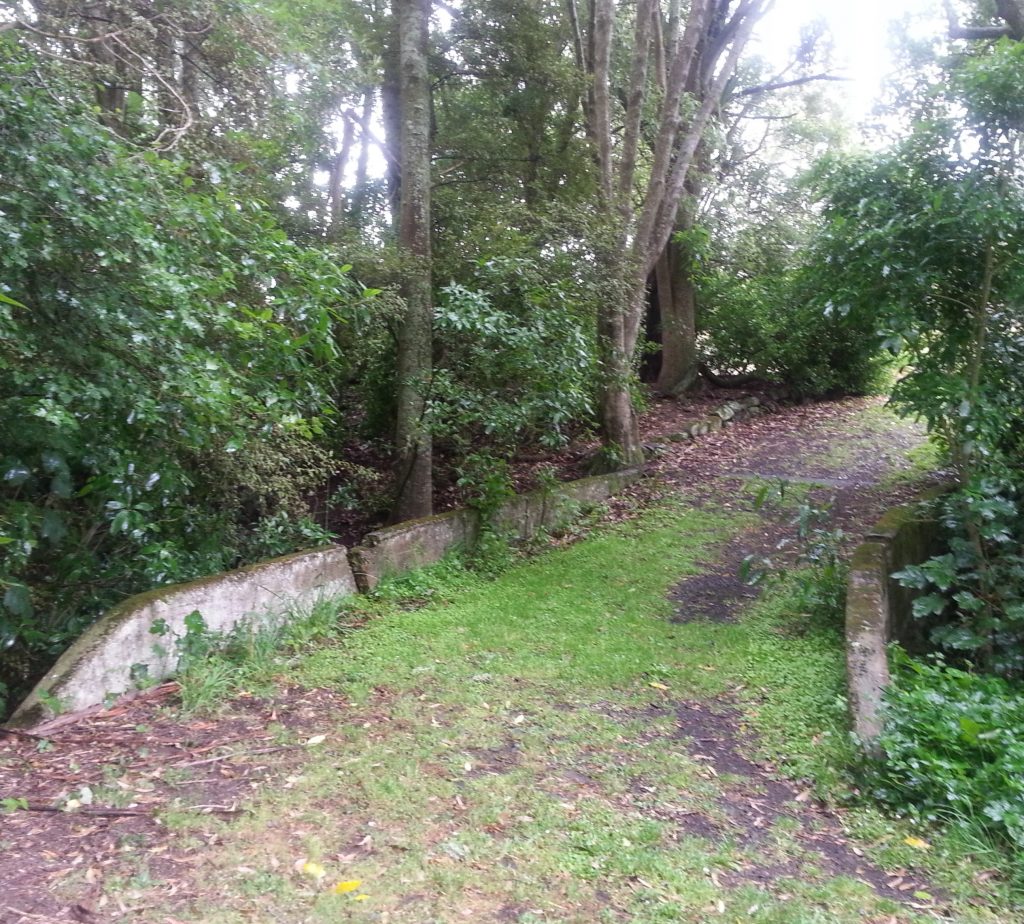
[432,257,597,452]
[699,268,891,397]
[872,651,1024,857]
[0,51,356,716]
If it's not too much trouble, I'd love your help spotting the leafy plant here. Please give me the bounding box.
[700,269,890,397]
[741,480,848,621]
[0,48,359,716]
[456,452,516,574]
[805,36,1024,679]
[175,598,351,713]
[872,650,1024,867]
[894,487,1024,677]
[432,257,597,453]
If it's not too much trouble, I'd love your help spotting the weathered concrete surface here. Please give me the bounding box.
[10,467,647,725]
[350,468,645,591]
[846,542,893,751]
[10,547,357,728]
[493,467,644,540]
[845,495,946,753]
[349,510,479,593]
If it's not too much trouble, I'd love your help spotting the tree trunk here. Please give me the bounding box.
[351,88,375,225]
[655,157,703,395]
[382,32,403,224]
[87,3,127,131]
[328,114,355,237]
[654,241,699,395]
[391,0,434,522]
[597,302,644,467]
[586,0,768,467]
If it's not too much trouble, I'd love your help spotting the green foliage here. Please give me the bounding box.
[176,598,353,713]
[456,452,515,517]
[894,488,1024,677]
[805,36,1024,678]
[741,481,849,621]
[0,52,358,715]
[871,651,1024,867]
[455,452,517,574]
[432,257,597,451]
[699,269,890,396]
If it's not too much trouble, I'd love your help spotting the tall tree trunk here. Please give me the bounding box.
[87,3,127,132]
[588,0,769,467]
[382,33,403,223]
[391,0,433,522]
[351,88,375,225]
[655,238,699,395]
[655,158,703,395]
[597,288,643,467]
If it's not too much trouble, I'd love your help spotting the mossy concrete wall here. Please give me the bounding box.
[9,547,358,729]
[845,491,947,752]
[9,467,645,728]
[349,467,644,591]
[349,510,479,593]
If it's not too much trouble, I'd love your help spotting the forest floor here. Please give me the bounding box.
[2,397,1019,924]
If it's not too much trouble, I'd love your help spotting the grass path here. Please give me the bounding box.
[1,400,1017,923]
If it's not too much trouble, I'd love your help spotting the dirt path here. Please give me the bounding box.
[1,397,990,924]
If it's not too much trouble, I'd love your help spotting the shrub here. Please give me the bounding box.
[895,482,1024,679]
[871,650,1024,857]
[0,51,356,716]
[432,257,597,452]
[699,268,891,396]
[741,481,849,621]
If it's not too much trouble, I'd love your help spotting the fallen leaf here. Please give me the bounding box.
[903,836,931,851]
[648,682,669,691]
[305,734,327,747]
[332,879,362,894]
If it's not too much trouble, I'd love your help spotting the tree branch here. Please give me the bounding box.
[943,0,1014,39]
[616,0,655,213]
[736,72,849,97]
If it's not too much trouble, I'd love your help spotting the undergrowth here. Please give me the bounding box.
[101,483,1020,921]
[174,598,362,713]
[869,650,1024,886]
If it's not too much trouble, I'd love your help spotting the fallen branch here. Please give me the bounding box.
[10,800,244,818]
[170,744,294,769]
[28,681,181,737]
[698,363,764,388]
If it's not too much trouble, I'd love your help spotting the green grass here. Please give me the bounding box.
[111,488,1016,923]
[299,500,736,698]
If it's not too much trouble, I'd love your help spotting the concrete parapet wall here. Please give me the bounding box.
[10,547,358,728]
[10,467,646,726]
[350,467,645,592]
[349,510,479,593]
[845,491,947,752]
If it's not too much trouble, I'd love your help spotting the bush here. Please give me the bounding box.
[895,482,1024,679]
[699,269,891,396]
[432,257,597,452]
[871,651,1024,855]
[741,481,849,621]
[0,52,356,716]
